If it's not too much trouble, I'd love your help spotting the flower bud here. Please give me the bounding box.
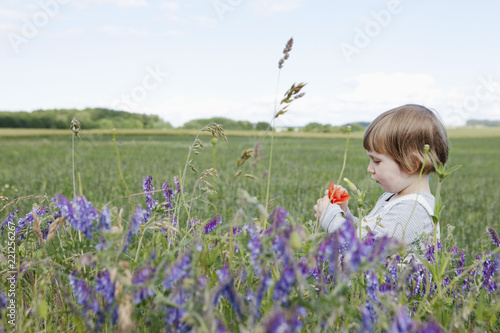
[289,230,302,250]
[211,137,218,145]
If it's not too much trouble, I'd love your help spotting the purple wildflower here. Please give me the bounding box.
[132,266,157,304]
[254,271,273,318]
[53,194,72,217]
[214,266,243,318]
[265,206,288,235]
[366,271,379,303]
[95,270,115,306]
[360,301,374,332]
[424,242,443,263]
[272,259,295,304]
[0,210,17,236]
[203,214,221,234]
[385,255,400,284]
[69,195,99,239]
[162,180,174,209]
[456,251,466,275]
[15,206,48,238]
[124,206,145,252]
[487,227,500,247]
[68,271,93,312]
[163,253,191,291]
[416,319,443,333]
[164,289,191,333]
[173,176,181,194]
[96,206,111,251]
[247,232,262,275]
[142,175,158,223]
[389,307,415,333]
[263,307,303,333]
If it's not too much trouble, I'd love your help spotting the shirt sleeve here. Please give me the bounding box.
[320,204,359,233]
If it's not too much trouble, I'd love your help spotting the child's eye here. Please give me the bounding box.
[373,160,381,164]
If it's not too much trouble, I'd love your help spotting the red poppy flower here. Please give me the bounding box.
[328,182,350,204]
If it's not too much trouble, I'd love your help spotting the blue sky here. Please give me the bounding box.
[1,0,500,127]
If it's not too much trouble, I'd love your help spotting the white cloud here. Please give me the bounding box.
[337,72,437,104]
[73,0,148,8]
[99,25,150,37]
[0,7,25,20]
[160,1,180,11]
[249,0,303,15]
[190,15,217,29]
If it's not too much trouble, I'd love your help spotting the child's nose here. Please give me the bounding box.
[367,163,374,174]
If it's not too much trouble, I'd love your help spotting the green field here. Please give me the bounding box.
[1,127,499,254]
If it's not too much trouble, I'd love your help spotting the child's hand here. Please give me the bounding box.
[327,186,349,212]
[314,195,331,220]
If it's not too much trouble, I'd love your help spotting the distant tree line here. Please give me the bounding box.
[182,117,272,131]
[0,109,369,132]
[302,122,366,133]
[466,119,500,127]
[0,108,172,129]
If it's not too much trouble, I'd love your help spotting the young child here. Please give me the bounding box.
[313,104,449,251]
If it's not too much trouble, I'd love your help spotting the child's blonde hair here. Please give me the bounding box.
[363,104,449,174]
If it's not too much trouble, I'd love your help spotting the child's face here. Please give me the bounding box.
[366,151,414,195]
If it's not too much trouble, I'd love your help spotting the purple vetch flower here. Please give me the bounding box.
[424,241,443,263]
[0,210,18,235]
[132,266,157,304]
[142,175,158,223]
[162,180,174,209]
[456,251,466,276]
[68,271,96,314]
[214,266,244,318]
[272,259,295,304]
[95,270,115,306]
[487,227,500,247]
[248,234,262,275]
[96,206,111,251]
[481,251,498,293]
[52,194,72,217]
[203,214,222,234]
[262,307,303,333]
[173,176,181,194]
[163,253,191,291]
[366,271,380,303]
[55,195,95,239]
[164,289,191,333]
[253,271,273,318]
[15,206,48,238]
[265,206,288,235]
[389,307,415,333]
[385,255,400,284]
[415,319,443,333]
[123,206,145,252]
[360,301,374,332]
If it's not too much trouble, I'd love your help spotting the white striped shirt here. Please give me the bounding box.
[320,192,439,249]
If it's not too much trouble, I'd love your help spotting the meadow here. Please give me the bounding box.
[1,127,499,254]
[1,126,499,332]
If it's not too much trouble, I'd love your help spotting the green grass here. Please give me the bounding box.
[1,128,499,255]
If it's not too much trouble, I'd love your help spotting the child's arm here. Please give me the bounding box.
[314,188,359,233]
